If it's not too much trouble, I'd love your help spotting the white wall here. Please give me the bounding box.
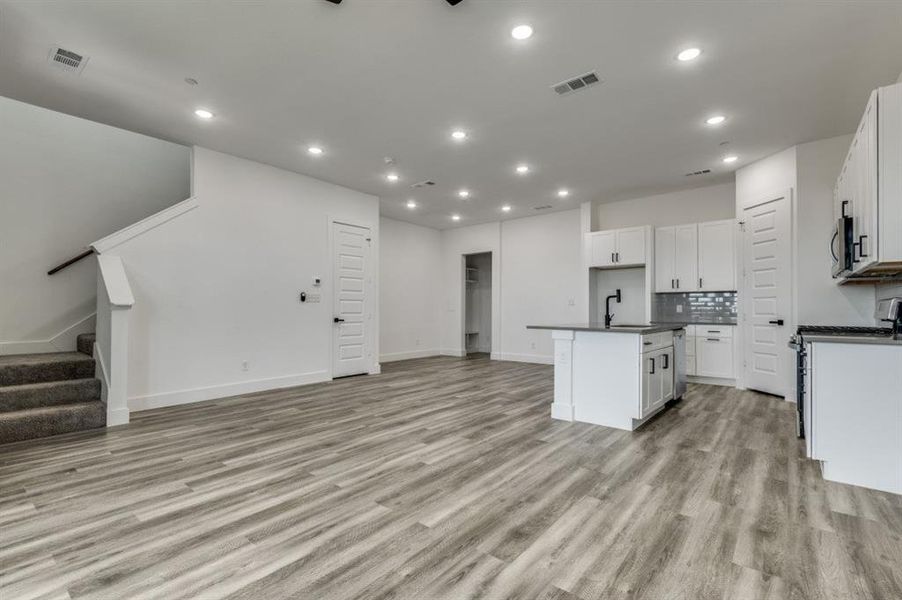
[111,147,379,410]
[595,182,735,230]
[0,96,189,354]
[379,217,442,361]
[498,210,585,363]
[796,135,876,325]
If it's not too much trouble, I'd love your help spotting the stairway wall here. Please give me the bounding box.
[0,96,190,354]
[111,147,379,410]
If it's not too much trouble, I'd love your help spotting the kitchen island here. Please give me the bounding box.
[527,323,686,431]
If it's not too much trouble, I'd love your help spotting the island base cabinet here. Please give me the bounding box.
[641,347,673,419]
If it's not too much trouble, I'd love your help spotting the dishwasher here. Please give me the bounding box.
[672,329,688,399]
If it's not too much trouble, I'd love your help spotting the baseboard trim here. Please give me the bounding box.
[440,349,466,358]
[493,352,554,365]
[0,313,96,356]
[551,402,574,421]
[687,375,736,387]
[129,370,330,412]
[380,349,442,363]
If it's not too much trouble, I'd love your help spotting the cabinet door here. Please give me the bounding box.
[856,91,878,271]
[661,348,674,402]
[641,351,665,417]
[655,226,676,292]
[696,336,734,378]
[698,219,735,291]
[616,227,646,265]
[673,224,699,291]
[589,231,617,267]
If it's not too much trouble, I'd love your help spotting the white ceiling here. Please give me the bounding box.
[1,1,901,230]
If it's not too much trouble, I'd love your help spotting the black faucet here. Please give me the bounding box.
[604,288,621,328]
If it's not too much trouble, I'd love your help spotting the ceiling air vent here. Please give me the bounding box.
[685,169,712,177]
[533,205,553,211]
[48,46,88,74]
[410,180,435,188]
[552,71,602,96]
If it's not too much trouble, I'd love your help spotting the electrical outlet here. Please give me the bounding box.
[242,361,249,371]
[530,342,536,350]
[307,294,321,303]
[568,297,575,306]
[676,304,684,313]
[415,339,421,346]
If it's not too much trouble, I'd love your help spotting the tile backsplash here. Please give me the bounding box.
[653,292,737,324]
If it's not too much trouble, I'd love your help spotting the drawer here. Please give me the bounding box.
[686,335,697,357]
[641,331,674,353]
[697,325,733,339]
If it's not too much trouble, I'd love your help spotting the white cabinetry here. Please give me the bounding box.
[655,224,697,292]
[809,341,902,494]
[655,220,735,292]
[587,227,647,268]
[835,82,902,280]
[698,220,736,291]
[696,325,734,379]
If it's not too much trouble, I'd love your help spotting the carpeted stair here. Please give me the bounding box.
[0,333,105,444]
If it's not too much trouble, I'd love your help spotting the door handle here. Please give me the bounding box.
[333,317,345,323]
[649,357,655,375]
[768,319,784,326]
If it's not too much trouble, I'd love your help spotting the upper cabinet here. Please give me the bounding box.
[655,219,735,293]
[655,224,697,292]
[698,220,736,291]
[835,82,902,281]
[587,226,647,268]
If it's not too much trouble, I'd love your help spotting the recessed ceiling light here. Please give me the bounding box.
[501,205,512,212]
[406,199,417,209]
[452,214,461,221]
[193,108,214,119]
[458,189,470,198]
[307,146,324,155]
[706,115,726,126]
[511,25,533,40]
[676,47,702,62]
[557,188,570,198]
[386,173,400,182]
[516,164,530,174]
[722,155,738,164]
[451,130,467,140]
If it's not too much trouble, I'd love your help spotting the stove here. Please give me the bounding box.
[795,325,894,337]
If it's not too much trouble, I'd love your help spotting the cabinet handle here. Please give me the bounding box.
[676,278,680,288]
[671,278,675,289]
[706,338,721,342]
[649,357,656,375]
[852,241,860,263]
[663,354,669,369]
[612,252,615,263]
[699,277,703,288]
[616,252,620,262]
[859,235,868,258]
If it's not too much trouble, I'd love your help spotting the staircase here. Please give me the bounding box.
[0,333,106,444]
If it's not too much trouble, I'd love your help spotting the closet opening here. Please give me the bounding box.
[464,252,492,358]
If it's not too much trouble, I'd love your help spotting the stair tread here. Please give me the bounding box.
[0,400,105,419]
[0,352,94,367]
[0,378,100,392]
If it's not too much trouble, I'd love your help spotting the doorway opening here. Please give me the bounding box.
[464,252,492,358]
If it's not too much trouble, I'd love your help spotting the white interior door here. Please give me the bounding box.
[332,222,371,378]
[742,193,791,396]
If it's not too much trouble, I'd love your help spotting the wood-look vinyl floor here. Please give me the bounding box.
[1,355,901,600]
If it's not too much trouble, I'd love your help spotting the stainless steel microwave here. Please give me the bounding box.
[831,212,854,278]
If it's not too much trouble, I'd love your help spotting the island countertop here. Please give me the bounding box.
[526,323,685,334]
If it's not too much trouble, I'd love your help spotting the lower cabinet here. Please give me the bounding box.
[641,346,674,418]
[686,325,734,379]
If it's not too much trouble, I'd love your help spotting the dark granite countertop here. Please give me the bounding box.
[526,323,685,334]
[653,321,737,327]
